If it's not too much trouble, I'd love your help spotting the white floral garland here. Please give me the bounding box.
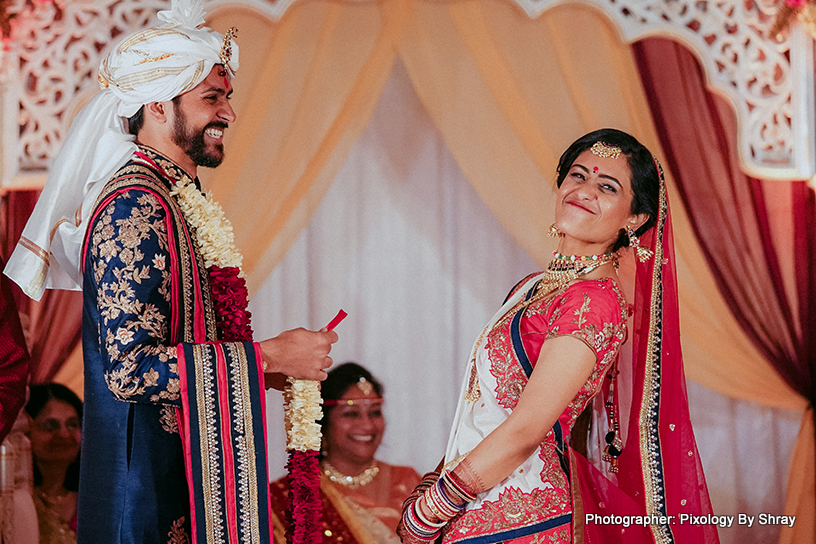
[170,181,243,270]
[171,178,321,451]
[283,377,323,451]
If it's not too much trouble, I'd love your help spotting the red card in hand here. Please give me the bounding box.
[325,310,347,331]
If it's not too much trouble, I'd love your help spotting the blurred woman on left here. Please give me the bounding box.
[26,384,81,544]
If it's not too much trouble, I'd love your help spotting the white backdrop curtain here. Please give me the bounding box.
[249,60,802,544]
[251,60,538,475]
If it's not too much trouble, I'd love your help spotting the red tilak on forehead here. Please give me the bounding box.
[218,68,232,93]
[593,166,599,173]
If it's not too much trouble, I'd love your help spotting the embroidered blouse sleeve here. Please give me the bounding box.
[544,282,626,358]
[87,189,182,406]
[522,281,627,381]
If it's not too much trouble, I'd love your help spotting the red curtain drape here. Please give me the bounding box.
[633,36,816,407]
[633,36,816,539]
[1,191,82,384]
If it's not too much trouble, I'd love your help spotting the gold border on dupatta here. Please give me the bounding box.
[193,343,226,544]
[226,342,261,543]
[638,175,675,544]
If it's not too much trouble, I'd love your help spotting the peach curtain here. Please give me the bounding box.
[205,1,413,294]
[198,1,805,539]
[396,0,798,399]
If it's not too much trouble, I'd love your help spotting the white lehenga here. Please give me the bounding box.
[441,272,628,544]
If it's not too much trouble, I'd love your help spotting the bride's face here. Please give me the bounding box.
[555,149,644,252]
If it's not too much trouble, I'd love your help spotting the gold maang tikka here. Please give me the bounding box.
[591,141,622,159]
[356,377,373,396]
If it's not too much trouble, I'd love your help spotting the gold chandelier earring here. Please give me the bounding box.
[627,227,654,262]
[548,223,563,238]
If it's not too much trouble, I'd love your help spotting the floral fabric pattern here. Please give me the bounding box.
[445,277,627,544]
[78,146,271,544]
[90,188,182,404]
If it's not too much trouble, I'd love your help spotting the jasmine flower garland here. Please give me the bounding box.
[171,176,323,544]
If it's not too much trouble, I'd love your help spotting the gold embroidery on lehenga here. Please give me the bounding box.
[487,323,526,410]
[539,441,568,491]
[457,280,628,544]
[465,362,480,403]
[443,487,569,544]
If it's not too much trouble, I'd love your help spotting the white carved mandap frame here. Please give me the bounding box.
[0,0,813,190]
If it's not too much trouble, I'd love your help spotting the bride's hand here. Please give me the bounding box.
[398,471,442,543]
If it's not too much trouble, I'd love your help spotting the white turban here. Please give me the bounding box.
[4,0,239,300]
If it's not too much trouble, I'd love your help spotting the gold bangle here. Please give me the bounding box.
[421,492,445,523]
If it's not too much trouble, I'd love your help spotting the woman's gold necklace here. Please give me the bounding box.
[468,251,617,365]
[539,251,616,294]
[322,460,380,489]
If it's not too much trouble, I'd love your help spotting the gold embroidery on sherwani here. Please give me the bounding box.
[92,190,181,402]
[167,516,189,544]
[192,343,224,544]
[134,146,218,342]
[160,405,179,434]
[90,146,219,405]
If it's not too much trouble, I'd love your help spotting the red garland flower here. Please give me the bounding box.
[286,450,322,544]
[209,265,253,342]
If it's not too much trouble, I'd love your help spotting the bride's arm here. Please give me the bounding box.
[455,334,597,491]
[401,335,599,541]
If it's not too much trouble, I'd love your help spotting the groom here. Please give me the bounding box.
[5,2,336,542]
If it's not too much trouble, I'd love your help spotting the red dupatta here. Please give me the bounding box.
[572,161,719,543]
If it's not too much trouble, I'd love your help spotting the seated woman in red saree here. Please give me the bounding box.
[270,363,420,544]
[399,129,718,544]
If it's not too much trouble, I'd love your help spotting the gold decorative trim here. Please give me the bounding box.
[193,344,225,544]
[227,342,261,543]
[590,141,622,159]
[638,172,674,544]
[178,61,206,96]
[117,28,182,52]
[18,236,49,297]
[113,66,188,92]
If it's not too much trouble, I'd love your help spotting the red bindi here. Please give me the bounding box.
[593,166,599,173]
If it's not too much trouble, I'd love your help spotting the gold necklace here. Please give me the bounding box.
[467,252,617,365]
[322,460,380,489]
[539,252,616,294]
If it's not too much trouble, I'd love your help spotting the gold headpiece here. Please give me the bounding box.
[323,398,384,407]
[220,27,238,69]
[356,377,373,396]
[591,141,622,159]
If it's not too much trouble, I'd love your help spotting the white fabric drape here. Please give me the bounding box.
[249,60,801,544]
[250,60,537,475]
